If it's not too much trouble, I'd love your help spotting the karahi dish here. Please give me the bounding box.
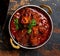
[9,5,53,49]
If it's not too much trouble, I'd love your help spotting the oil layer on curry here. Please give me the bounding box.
[10,7,51,47]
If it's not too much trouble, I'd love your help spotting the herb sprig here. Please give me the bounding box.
[27,19,36,34]
[14,18,19,30]
[14,18,36,34]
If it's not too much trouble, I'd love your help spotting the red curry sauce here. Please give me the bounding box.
[10,7,51,47]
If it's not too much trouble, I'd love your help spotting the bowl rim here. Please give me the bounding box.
[8,5,53,49]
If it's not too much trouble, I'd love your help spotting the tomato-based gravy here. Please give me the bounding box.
[10,6,52,47]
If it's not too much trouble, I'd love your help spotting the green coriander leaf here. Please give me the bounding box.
[14,18,18,24]
[14,18,19,30]
[28,19,36,29]
[27,19,36,34]
[27,29,32,34]
[16,24,19,30]
[31,19,36,26]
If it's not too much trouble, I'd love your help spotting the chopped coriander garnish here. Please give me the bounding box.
[27,19,36,34]
[14,18,18,24]
[28,19,36,29]
[14,18,19,30]
[27,29,32,34]
[31,19,36,26]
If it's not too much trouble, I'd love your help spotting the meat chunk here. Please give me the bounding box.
[38,26,46,33]
[20,34,29,46]
[21,16,30,24]
[30,36,41,46]
[32,26,39,36]
[15,29,27,42]
[14,12,20,19]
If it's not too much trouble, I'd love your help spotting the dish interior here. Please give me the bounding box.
[10,6,52,47]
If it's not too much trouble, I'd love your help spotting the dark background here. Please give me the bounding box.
[0,0,60,56]
[0,0,9,26]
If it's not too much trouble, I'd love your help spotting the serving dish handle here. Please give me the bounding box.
[40,4,52,14]
[10,38,20,49]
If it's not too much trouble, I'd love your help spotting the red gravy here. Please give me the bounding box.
[10,7,52,47]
